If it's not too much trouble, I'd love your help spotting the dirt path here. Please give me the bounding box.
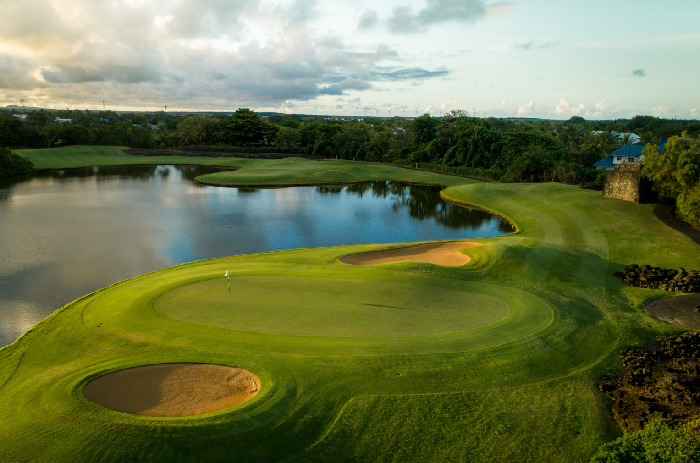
[83,364,259,417]
[646,293,700,330]
[340,241,481,266]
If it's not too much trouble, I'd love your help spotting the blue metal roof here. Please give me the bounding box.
[610,145,645,157]
[593,156,615,167]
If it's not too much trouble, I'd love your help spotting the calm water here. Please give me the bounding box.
[0,165,512,347]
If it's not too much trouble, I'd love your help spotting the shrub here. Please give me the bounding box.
[0,146,34,178]
[591,419,700,463]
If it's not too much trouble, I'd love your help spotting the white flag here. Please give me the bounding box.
[225,270,229,277]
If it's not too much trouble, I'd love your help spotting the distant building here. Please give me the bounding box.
[590,131,642,144]
[593,142,666,171]
[55,117,72,124]
[12,114,28,120]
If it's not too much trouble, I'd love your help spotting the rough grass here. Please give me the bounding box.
[1,155,699,462]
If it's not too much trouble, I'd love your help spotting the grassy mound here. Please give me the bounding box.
[1,156,699,462]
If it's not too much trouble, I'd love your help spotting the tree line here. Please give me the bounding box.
[1,107,698,187]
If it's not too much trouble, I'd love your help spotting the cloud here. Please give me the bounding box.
[497,99,506,109]
[358,10,379,30]
[631,68,647,77]
[387,0,502,34]
[582,100,618,119]
[650,106,669,117]
[486,2,511,16]
[440,99,457,110]
[691,108,700,118]
[370,66,449,81]
[554,98,585,115]
[513,40,561,51]
[0,1,457,108]
[517,101,538,116]
[274,0,319,27]
[165,0,259,38]
[40,64,162,84]
[319,77,373,95]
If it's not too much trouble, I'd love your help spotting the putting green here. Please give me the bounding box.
[155,276,510,337]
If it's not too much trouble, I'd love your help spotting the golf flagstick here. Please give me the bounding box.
[225,270,229,295]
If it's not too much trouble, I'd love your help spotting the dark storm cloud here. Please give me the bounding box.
[632,68,647,77]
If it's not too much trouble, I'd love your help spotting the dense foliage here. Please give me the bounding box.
[1,106,698,187]
[591,419,700,463]
[642,134,700,229]
[0,146,34,178]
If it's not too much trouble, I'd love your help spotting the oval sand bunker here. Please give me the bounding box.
[340,241,480,266]
[83,364,259,417]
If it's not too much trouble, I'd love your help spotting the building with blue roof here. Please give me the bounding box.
[593,141,666,170]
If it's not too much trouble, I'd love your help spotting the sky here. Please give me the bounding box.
[0,0,698,119]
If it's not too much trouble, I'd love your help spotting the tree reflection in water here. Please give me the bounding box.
[319,181,514,232]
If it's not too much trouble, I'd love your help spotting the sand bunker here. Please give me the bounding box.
[646,293,700,330]
[340,241,480,266]
[83,363,259,417]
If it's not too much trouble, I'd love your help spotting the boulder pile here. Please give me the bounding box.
[599,332,700,432]
[615,264,700,293]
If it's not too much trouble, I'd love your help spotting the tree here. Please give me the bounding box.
[580,131,620,159]
[642,134,700,197]
[411,114,439,146]
[275,126,300,147]
[227,108,277,145]
[39,124,62,148]
[0,146,34,178]
[643,134,700,229]
[177,116,206,146]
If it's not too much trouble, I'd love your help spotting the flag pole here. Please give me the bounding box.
[225,270,230,295]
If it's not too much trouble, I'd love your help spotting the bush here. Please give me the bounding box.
[0,146,34,178]
[591,419,700,463]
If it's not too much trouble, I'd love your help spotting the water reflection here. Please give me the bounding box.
[0,166,512,347]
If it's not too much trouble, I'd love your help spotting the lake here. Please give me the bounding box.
[0,165,513,347]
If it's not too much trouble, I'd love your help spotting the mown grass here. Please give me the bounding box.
[16,145,473,187]
[155,275,510,337]
[1,149,699,462]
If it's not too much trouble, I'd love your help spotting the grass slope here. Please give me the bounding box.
[1,157,699,462]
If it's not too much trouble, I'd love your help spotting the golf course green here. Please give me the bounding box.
[1,146,699,462]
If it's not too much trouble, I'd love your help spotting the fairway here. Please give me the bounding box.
[2,153,700,463]
[155,276,510,337]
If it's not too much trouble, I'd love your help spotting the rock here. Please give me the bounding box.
[616,264,700,293]
[600,332,700,432]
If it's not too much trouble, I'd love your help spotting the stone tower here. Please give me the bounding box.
[603,163,658,203]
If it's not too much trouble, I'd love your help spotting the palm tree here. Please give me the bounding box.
[620,133,636,146]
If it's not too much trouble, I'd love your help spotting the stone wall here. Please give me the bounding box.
[603,163,657,203]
